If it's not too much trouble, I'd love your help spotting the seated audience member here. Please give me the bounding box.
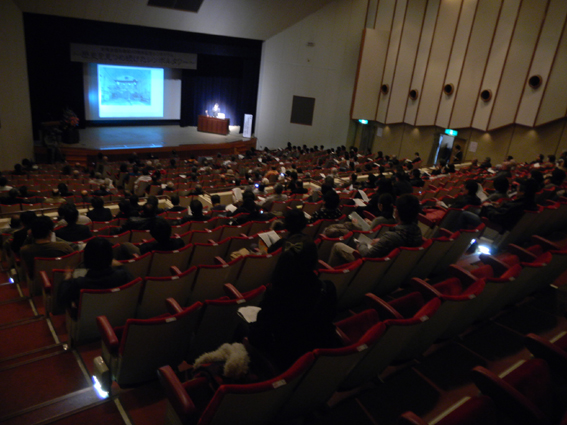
[480,157,492,169]
[545,168,566,198]
[134,168,152,192]
[55,203,92,242]
[57,238,133,309]
[57,183,73,197]
[412,152,421,164]
[92,184,111,197]
[267,209,308,254]
[129,194,142,213]
[458,178,539,232]
[57,203,91,226]
[189,184,204,196]
[393,172,413,196]
[291,180,308,194]
[11,211,37,254]
[0,188,21,205]
[139,217,185,254]
[448,179,482,209]
[166,194,186,213]
[328,194,423,266]
[145,195,164,215]
[115,199,139,219]
[364,193,396,228]
[0,215,22,235]
[249,233,338,370]
[308,190,342,223]
[0,176,13,192]
[187,199,208,221]
[260,183,287,209]
[20,216,75,279]
[486,176,510,202]
[87,196,113,222]
[410,169,425,187]
[117,203,159,233]
[210,194,226,211]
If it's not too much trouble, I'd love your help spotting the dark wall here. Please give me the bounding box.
[23,13,262,137]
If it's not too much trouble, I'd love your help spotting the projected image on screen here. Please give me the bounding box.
[98,64,164,118]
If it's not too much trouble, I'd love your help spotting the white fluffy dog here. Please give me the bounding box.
[193,342,250,379]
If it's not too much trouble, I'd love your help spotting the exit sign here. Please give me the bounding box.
[445,129,458,137]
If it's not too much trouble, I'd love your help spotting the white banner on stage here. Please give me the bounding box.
[243,114,253,138]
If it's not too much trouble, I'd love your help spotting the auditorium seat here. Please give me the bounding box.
[433,223,485,275]
[148,243,193,277]
[189,257,245,304]
[336,293,441,390]
[233,249,281,294]
[138,266,198,318]
[96,298,202,388]
[189,238,231,268]
[472,359,567,425]
[66,277,143,345]
[117,251,152,279]
[158,352,314,425]
[337,250,398,310]
[130,229,152,243]
[524,332,567,378]
[317,259,362,307]
[188,284,266,361]
[279,320,387,419]
[411,230,459,279]
[30,250,82,296]
[399,396,504,425]
[317,232,353,264]
[191,226,223,245]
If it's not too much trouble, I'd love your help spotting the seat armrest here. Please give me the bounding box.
[479,254,509,276]
[353,250,362,260]
[364,293,403,320]
[96,316,119,354]
[530,235,561,252]
[317,260,333,270]
[409,278,440,300]
[335,326,351,346]
[40,270,52,292]
[223,283,243,299]
[165,298,184,315]
[448,265,478,286]
[158,366,197,418]
[507,244,538,262]
[214,256,228,266]
[437,228,453,238]
[170,266,183,276]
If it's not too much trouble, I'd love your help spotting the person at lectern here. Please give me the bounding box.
[212,103,220,118]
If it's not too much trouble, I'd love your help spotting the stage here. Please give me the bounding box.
[34,125,257,165]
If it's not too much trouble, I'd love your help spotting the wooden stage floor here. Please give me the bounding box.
[35,125,257,165]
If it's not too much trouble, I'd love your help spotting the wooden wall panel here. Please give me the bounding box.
[415,0,462,126]
[472,0,520,131]
[385,0,427,124]
[404,0,441,125]
[535,12,567,126]
[376,0,408,123]
[435,0,478,129]
[487,0,547,130]
[516,0,567,127]
[449,0,502,129]
[351,29,390,119]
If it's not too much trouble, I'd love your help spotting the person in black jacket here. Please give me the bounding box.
[55,203,92,242]
[249,233,338,370]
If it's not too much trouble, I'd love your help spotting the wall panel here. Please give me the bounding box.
[415,0,462,126]
[535,19,567,126]
[507,121,564,161]
[516,0,567,126]
[385,0,427,124]
[404,0,440,125]
[449,0,502,129]
[435,0,478,129]
[487,0,547,130]
[471,0,520,131]
[351,29,390,119]
[376,0,408,123]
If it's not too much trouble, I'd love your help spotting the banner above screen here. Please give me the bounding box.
[71,44,197,70]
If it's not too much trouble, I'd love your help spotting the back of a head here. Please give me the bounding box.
[272,233,318,287]
[190,199,203,216]
[8,188,19,198]
[0,176,7,186]
[91,196,104,209]
[551,168,566,185]
[170,194,180,206]
[493,176,509,193]
[323,190,340,210]
[130,194,139,207]
[378,193,394,209]
[150,217,172,243]
[211,194,220,205]
[464,179,478,195]
[147,195,159,207]
[31,216,54,239]
[61,203,79,224]
[142,202,156,217]
[21,211,37,228]
[521,178,539,199]
[274,183,283,195]
[283,209,308,234]
[84,238,113,270]
[396,194,420,224]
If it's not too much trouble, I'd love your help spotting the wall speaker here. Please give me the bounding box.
[381,84,389,95]
[443,83,454,96]
[480,89,492,102]
[409,89,419,100]
[528,75,542,89]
